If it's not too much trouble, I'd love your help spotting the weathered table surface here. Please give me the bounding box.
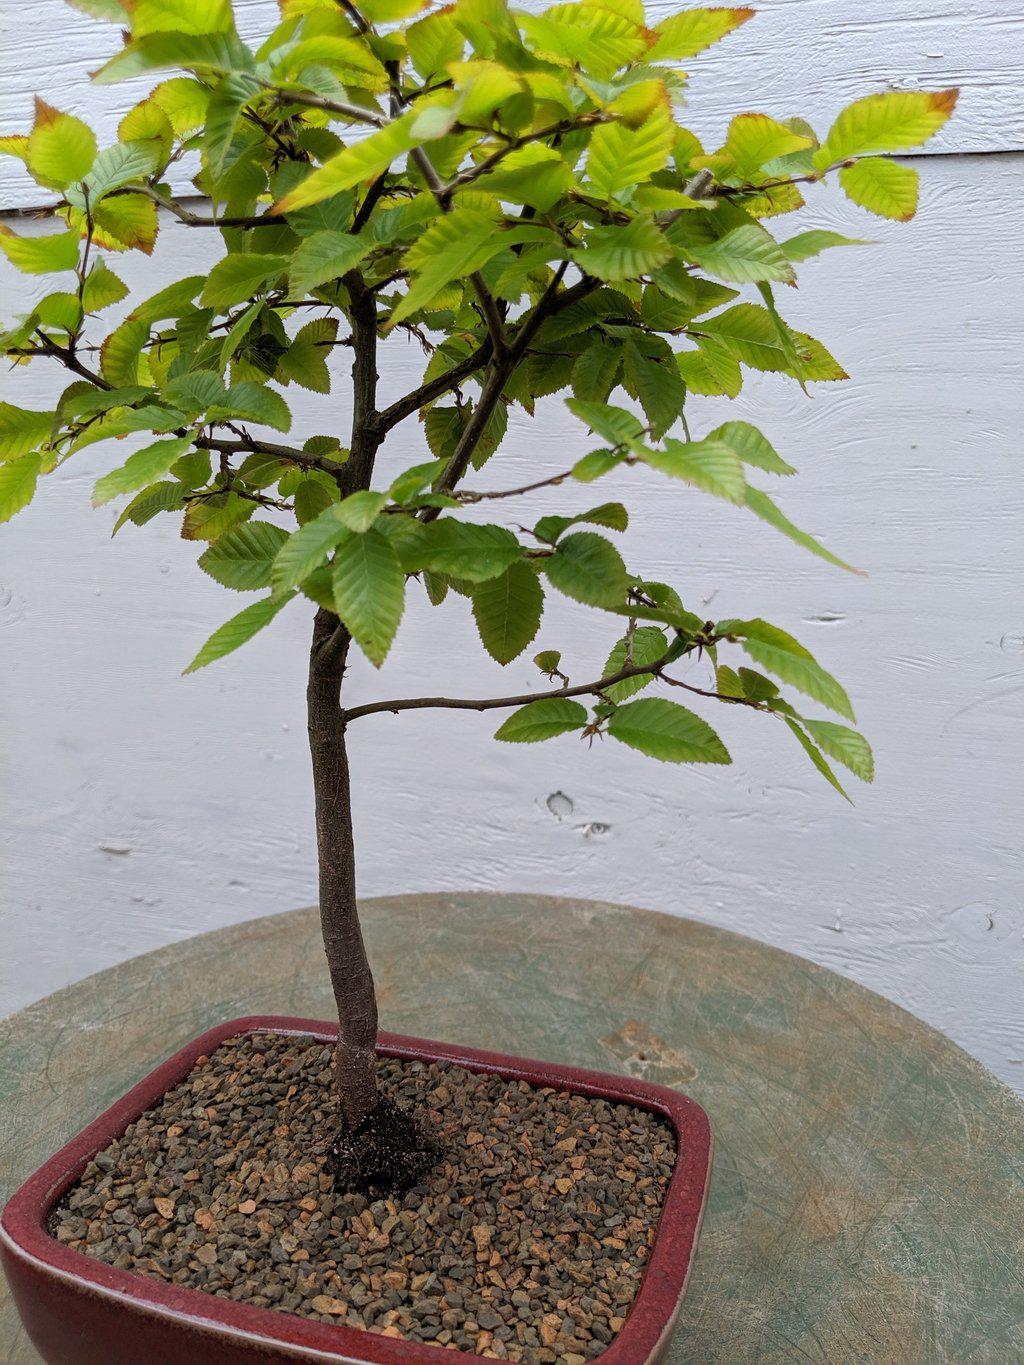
[3,893,1023,1363]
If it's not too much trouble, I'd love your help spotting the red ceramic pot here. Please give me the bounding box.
[1,1016,712,1364]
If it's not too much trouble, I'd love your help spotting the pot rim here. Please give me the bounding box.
[1,1016,712,1363]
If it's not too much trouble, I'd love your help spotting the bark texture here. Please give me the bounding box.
[307,606,379,1131]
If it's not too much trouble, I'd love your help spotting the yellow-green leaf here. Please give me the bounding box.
[587,102,674,199]
[183,592,294,674]
[814,88,957,169]
[0,453,43,522]
[26,98,97,188]
[838,157,919,220]
[721,112,812,179]
[273,114,419,215]
[648,7,753,61]
[0,226,79,274]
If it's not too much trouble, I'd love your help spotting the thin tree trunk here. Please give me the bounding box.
[307,605,379,1131]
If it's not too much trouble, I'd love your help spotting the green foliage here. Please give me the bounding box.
[0,0,954,797]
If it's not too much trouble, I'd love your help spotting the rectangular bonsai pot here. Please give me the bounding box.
[1,1016,712,1364]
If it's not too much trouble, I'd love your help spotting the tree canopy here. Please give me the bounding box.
[0,0,957,797]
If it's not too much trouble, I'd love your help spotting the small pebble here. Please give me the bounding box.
[51,1034,676,1360]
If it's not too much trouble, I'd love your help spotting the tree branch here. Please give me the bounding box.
[341,645,690,723]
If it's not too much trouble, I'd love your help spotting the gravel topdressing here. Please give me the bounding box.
[52,1032,677,1362]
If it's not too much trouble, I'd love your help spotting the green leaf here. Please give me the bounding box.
[648,7,753,60]
[100,317,150,385]
[494,697,588,743]
[0,453,42,522]
[565,397,643,447]
[573,217,672,283]
[112,480,186,534]
[471,560,544,664]
[333,489,387,532]
[0,227,79,274]
[27,100,97,188]
[201,254,287,309]
[288,230,372,296]
[780,230,869,263]
[687,224,795,285]
[814,89,957,168]
[271,508,348,591]
[390,208,512,327]
[676,338,742,397]
[473,143,570,212]
[839,158,919,221]
[701,304,846,381]
[274,113,421,215]
[197,520,288,590]
[721,113,813,178]
[407,7,464,79]
[602,625,669,702]
[587,104,675,199]
[622,342,686,439]
[534,502,628,544]
[721,618,855,720]
[212,381,291,432]
[533,649,562,674]
[0,403,53,461]
[643,437,746,504]
[783,718,851,802]
[92,435,193,506]
[204,71,259,177]
[706,420,795,476]
[415,521,521,583]
[183,592,293,674]
[608,697,730,764]
[331,526,404,666]
[545,531,628,609]
[94,31,254,85]
[803,719,874,783]
[744,485,859,573]
[81,259,129,311]
[181,490,253,541]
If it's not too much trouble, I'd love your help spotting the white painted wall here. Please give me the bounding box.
[2,3,1022,1091]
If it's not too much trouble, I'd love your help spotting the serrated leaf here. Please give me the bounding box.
[602,625,668,701]
[204,71,259,177]
[573,217,671,282]
[608,696,730,764]
[81,259,129,311]
[331,525,404,666]
[494,697,588,743]
[201,254,287,309]
[534,502,628,544]
[706,420,794,475]
[472,560,544,664]
[0,227,79,275]
[687,224,794,285]
[271,508,349,591]
[565,397,643,447]
[111,480,187,535]
[0,404,54,461]
[643,437,746,503]
[415,520,521,582]
[288,230,372,296]
[274,113,420,215]
[212,381,291,432]
[721,113,813,179]
[545,531,627,609]
[701,304,846,381]
[722,618,854,720]
[183,592,293,674]
[92,435,193,506]
[622,342,686,439]
[839,158,919,221]
[407,8,463,79]
[784,718,851,801]
[93,31,254,85]
[0,454,42,522]
[473,143,570,211]
[389,208,510,327]
[587,103,675,199]
[814,89,957,169]
[27,99,97,188]
[333,489,387,532]
[780,230,869,263]
[803,719,874,782]
[676,338,742,397]
[197,520,288,590]
[181,491,254,541]
[744,485,859,573]
[648,7,753,60]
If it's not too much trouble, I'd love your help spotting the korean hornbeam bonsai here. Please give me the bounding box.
[0,0,955,1186]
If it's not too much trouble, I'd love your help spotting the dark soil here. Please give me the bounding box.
[51,1033,676,1361]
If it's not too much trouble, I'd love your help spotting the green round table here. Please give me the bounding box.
[2,894,1022,1362]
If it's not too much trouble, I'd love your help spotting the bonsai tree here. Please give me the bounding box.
[0,0,954,1185]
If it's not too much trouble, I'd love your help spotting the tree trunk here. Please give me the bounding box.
[307,605,379,1131]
